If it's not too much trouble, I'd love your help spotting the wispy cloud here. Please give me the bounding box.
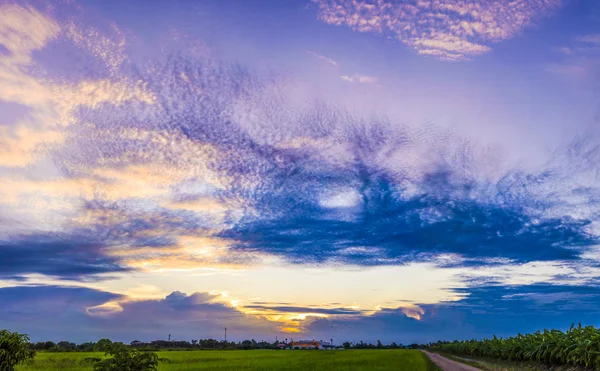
[312,0,563,60]
[546,63,587,80]
[0,4,156,235]
[547,33,600,84]
[65,21,127,75]
[307,50,379,85]
[0,4,60,62]
[340,74,378,84]
[576,34,600,45]
[553,46,573,56]
[307,50,339,67]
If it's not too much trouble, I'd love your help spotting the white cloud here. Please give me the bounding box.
[465,260,600,286]
[65,21,127,74]
[0,4,60,62]
[307,50,339,67]
[320,189,362,208]
[340,74,378,84]
[547,33,600,85]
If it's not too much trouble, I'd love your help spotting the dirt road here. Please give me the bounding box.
[422,351,482,371]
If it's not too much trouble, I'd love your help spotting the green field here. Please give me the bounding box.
[15,349,440,371]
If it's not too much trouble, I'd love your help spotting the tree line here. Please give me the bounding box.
[29,338,282,351]
[27,338,428,352]
[341,341,424,350]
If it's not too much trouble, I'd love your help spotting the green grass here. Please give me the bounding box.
[16,349,440,371]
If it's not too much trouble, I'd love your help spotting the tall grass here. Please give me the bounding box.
[429,324,600,370]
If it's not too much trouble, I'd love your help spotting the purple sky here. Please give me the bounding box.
[1,0,600,344]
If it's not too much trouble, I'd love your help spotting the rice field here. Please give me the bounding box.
[15,349,440,371]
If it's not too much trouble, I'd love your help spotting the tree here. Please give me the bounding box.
[376,340,383,349]
[342,342,351,349]
[0,329,36,371]
[93,341,158,371]
[42,341,55,350]
[77,342,96,351]
[94,338,113,352]
[56,341,76,351]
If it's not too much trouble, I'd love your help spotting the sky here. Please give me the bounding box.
[1,0,600,344]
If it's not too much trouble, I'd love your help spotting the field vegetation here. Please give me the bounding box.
[14,349,439,371]
[429,324,600,370]
[1,328,440,371]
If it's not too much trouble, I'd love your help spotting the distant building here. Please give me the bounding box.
[289,340,334,350]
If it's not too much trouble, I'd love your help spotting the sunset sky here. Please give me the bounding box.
[1,0,600,344]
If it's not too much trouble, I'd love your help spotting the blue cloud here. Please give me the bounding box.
[0,285,122,306]
[304,283,600,344]
[0,286,276,343]
[221,167,597,266]
[0,285,124,341]
[2,283,600,345]
[54,54,600,271]
[0,235,130,281]
[0,43,9,56]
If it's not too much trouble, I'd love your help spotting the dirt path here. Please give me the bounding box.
[422,351,482,371]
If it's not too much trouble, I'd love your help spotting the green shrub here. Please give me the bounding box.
[0,329,35,371]
[92,340,158,371]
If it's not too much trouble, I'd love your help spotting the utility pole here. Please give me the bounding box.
[224,328,227,342]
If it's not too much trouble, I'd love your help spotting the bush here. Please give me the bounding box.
[80,357,102,365]
[0,329,36,371]
[93,341,158,371]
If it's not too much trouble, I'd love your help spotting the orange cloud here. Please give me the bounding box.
[281,327,302,333]
[313,0,563,60]
[0,4,156,179]
[401,306,425,321]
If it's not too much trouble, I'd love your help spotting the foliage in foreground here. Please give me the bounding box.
[92,340,158,371]
[429,324,600,370]
[0,330,35,371]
